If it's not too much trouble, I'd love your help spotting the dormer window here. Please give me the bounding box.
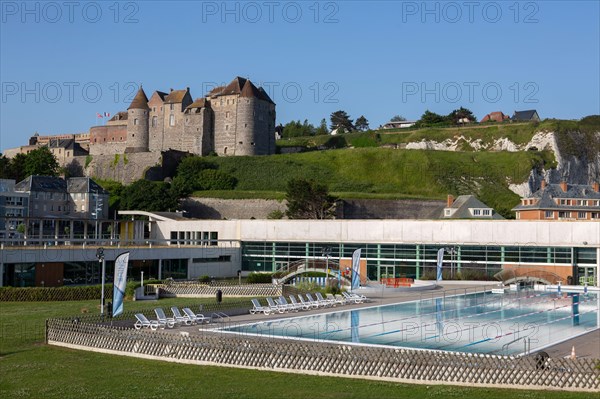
[444,209,451,216]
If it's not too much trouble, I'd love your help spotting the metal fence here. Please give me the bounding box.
[155,283,282,298]
[46,318,600,392]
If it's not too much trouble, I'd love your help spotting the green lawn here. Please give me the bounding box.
[201,147,554,218]
[0,300,593,398]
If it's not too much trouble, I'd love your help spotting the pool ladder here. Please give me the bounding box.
[502,336,531,356]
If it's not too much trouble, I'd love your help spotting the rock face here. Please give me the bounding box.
[405,130,600,198]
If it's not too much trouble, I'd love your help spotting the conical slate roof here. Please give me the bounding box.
[128,87,150,110]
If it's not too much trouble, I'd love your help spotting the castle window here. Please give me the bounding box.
[153,107,156,112]
[226,112,230,118]
[223,147,228,155]
[244,123,247,128]
[170,104,174,111]
[170,115,175,126]
[152,116,157,127]
[251,142,255,146]
[132,134,135,137]
[239,141,243,145]
[225,125,229,131]
[134,118,138,126]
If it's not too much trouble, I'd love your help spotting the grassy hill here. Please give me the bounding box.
[196,148,555,218]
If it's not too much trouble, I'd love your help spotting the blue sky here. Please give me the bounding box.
[1,0,599,151]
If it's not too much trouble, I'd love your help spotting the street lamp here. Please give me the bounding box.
[96,247,106,319]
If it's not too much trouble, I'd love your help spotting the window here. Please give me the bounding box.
[170,104,174,111]
[134,118,138,125]
[444,209,451,216]
[578,211,586,219]
[152,116,157,127]
[226,111,230,118]
[545,211,553,219]
[153,107,156,112]
[169,115,175,126]
[225,125,229,131]
[592,212,600,219]
[558,211,570,218]
[482,209,491,216]
[559,199,566,205]
[472,209,481,216]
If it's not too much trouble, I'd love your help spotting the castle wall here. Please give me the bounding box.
[184,108,213,156]
[212,94,239,156]
[89,125,127,155]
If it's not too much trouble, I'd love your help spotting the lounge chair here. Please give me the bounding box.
[306,293,328,308]
[182,307,211,324]
[266,297,286,313]
[250,299,272,315]
[154,308,176,328]
[342,291,367,303]
[278,296,299,312]
[134,313,159,331]
[334,294,348,305]
[171,307,193,325]
[298,294,319,309]
[289,295,309,311]
[327,293,346,306]
[316,292,335,307]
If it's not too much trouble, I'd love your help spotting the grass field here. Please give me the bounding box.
[0,299,594,399]
[201,147,554,218]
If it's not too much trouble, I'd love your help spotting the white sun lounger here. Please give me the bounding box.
[171,307,193,325]
[299,294,320,309]
[250,299,272,315]
[316,292,335,307]
[154,308,176,328]
[182,307,211,324]
[289,295,309,311]
[134,313,159,331]
[266,297,286,313]
[278,296,299,312]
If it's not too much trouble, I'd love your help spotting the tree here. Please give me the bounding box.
[24,147,59,177]
[281,120,316,138]
[96,179,124,215]
[330,110,354,132]
[7,153,27,182]
[285,178,337,219]
[120,180,179,212]
[448,107,477,124]
[415,110,449,128]
[355,115,369,132]
[315,118,329,136]
[0,154,9,179]
[390,115,407,122]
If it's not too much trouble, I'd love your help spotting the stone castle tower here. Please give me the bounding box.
[89,77,276,157]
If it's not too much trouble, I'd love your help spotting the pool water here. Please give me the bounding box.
[221,290,599,355]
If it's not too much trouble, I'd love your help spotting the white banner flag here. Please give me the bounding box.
[112,252,130,317]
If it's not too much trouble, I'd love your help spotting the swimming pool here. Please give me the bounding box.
[221,290,599,355]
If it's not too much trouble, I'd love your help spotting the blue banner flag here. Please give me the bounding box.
[112,252,130,317]
[351,249,361,290]
[436,248,445,281]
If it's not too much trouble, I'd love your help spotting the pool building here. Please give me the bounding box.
[1,212,599,288]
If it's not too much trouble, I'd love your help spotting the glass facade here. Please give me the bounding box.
[242,241,597,283]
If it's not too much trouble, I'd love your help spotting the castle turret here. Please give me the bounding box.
[126,87,150,153]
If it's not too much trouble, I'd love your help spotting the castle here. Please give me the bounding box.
[90,76,276,157]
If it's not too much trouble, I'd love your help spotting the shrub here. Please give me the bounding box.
[246,273,273,284]
[198,275,211,283]
[267,210,284,219]
[197,169,237,190]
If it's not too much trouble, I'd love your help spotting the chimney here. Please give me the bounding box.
[541,180,547,190]
[560,181,568,192]
[447,195,454,207]
[593,182,600,193]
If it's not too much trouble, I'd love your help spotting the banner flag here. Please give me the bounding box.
[351,248,361,290]
[436,248,445,281]
[112,252,130,317]
[104,112,111,117]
